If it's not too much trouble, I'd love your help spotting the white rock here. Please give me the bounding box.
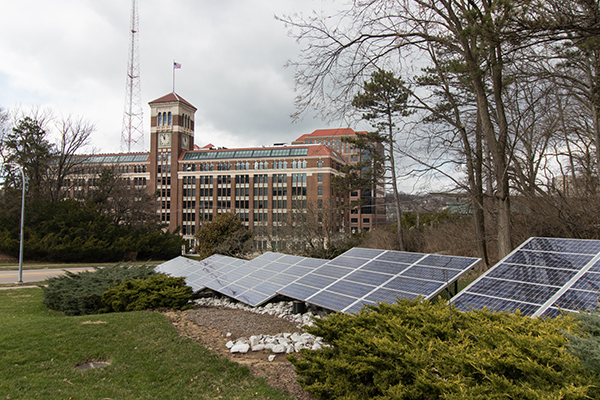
[291,332,302,342]
[272,344,286,353]
[231,343,250,353]
[226,332,232,337]
[286,345,295,353]
[225,341,234,349]
[268,355,276,362]
[251,344,265,352]
[311,342,322,351]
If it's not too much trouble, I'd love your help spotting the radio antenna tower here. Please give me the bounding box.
[121,0,143,152]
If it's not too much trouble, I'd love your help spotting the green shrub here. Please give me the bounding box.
[42,264,156,316]
[565,308,600,374]
[100,274,193,312]
[289,299,598,400]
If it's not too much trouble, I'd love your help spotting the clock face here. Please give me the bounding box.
[158,132,171,147]
[181,134,189,149]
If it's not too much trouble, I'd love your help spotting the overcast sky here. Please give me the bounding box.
[0,0,358,154]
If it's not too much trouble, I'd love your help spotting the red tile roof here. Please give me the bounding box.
[294,128,364,142]
[149,92,197,110]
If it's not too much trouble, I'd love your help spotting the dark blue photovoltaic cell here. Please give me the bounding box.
[248,269,272,280]
[449,237,600,316]
[277,254,305,264]
[236,276,264,290]
[263,262,290,272]
[282,265,314,277]
[364,288,416,304]
[232,266,254,276]
[418,255,477,269]
[541,307,563,318]
[313,265,353,279]
[253,281,281,296]
[377,251,425,264]
[277,283,320,300]
[326,280,375,298]
[552,289,600,311]
[238,291,272,306]
[294,274,337,288]
[344,300,376,314]
[487,263,578,287]
[342,248,385,259]
[296,258,328,268]
[328,256,369,268]
[588,259,600,273]
[452,292,540,315]
[345,270,391,286]
[384,276,444,295]
[219,284,249,298]
[504,250,593,270]
[570,272,600,291]
[400,266,462,282]
[522,237,600,255]
[361,260,410,274]
[267,273,298,286]
[467,277,558,305]
[229,259,247,267]
[309,290,356,311]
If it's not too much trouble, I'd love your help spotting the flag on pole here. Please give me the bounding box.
[173,61,182,69]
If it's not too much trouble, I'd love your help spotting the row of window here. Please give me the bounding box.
[183,159,312,172]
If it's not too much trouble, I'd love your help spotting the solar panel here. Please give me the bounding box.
[450,237,600,317]
[278,248,480,313]
[201,252,325,307]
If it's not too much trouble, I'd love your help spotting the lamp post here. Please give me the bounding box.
[18,166,25,284]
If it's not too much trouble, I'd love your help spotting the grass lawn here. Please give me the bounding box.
[0,288,293,400]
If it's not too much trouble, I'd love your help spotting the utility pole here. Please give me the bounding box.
[121,0,144,152]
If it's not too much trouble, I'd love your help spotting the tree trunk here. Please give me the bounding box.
[388,113,404,251]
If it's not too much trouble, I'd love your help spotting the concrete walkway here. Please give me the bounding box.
[0,267,93,285]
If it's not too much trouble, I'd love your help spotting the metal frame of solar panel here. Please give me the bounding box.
[450,237,600,317]
[201,252,326,306]
[277,247,480,313]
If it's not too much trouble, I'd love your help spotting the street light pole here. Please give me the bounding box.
[18,166,25,284]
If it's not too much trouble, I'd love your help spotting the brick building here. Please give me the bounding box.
[66,92,385,248]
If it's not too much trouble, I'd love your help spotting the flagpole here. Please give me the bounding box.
[172,59,175,93]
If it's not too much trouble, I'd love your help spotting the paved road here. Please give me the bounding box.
[0,267,94,285]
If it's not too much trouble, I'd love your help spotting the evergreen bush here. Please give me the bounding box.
[565,308,600,374]
[289,299,598,399]
[100,274,193,312]
[42,264,156,316]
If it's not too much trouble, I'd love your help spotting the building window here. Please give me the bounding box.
[318,173,323,183]
[363,218,370,224]
[168,112,172,125]
[317,186,322,196]
[158,113,162,126]
[318,159,323,168]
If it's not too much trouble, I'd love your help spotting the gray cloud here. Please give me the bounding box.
[0,0,345,153]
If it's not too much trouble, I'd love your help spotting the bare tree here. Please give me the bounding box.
[279,0,534,258]
[47,115,95,202]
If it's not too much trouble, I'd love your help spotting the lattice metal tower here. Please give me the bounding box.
[121,0,144,152]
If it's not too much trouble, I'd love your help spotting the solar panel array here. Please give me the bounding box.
[278,248,480,313]
[156,248,480,313]
[157,253,325,307]
[450,237,600,317]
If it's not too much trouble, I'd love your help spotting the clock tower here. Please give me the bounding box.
[148,92,197,230]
